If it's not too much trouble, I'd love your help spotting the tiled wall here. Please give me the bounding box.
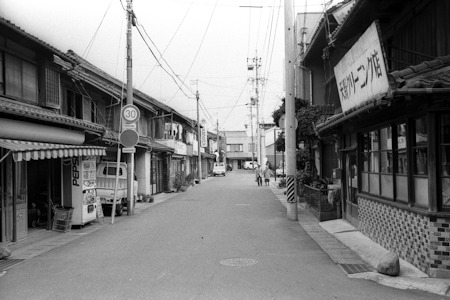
[358,197,431,275]
[429,216,450,278]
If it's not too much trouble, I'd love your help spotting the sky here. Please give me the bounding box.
[0,0,340,133]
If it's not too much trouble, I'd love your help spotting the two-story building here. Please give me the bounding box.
[300,0,450,278]
[0,17,108,242]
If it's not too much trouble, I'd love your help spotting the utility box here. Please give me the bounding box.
[332,168,342,179]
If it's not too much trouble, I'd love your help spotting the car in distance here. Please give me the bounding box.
[213,163,226,176]
[276,167,286,177]
[243,161,257,170]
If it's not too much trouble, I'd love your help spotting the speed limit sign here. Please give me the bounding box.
[122,104,140,123]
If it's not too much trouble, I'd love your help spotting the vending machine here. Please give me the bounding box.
[70,156,98,226]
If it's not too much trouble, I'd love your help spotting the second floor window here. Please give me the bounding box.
[4,53,38,103]
[227,144,243,152]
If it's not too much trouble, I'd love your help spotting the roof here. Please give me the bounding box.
[0,97,105,133]
[302,0,356,61]
[316,55,450,133]
[0,17,74,64]
[62,50,195,126]
[101,128,174,152]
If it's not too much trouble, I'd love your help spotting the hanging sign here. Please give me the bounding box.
[334,21,389,113]
[200,127,207,147]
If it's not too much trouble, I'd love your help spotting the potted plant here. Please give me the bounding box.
[174,171,186,192]
[185,173,195,186]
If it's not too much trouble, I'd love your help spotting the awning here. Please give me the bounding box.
[0,139,106,162]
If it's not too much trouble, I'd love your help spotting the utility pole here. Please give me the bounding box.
[216,118,219,162]
[248,52,263,166]
[126,0,134,216]
[250,104,255,164]
[196,89,202,183]
[284,0,298,221]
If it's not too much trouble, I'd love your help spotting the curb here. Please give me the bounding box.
[267,182,450,297]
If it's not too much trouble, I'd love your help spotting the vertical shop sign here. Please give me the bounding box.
[201,127,207,147]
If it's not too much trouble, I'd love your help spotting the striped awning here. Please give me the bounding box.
[0,139,106,162]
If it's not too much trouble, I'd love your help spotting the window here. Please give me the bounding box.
[248,143,256,152]
[44,66,60,108]
[0,52,4,94]
[226,144,243,152]
[440,114,450,209]
[5,53,38,102]
[395,123,408,201]
[361,125,403,200]
[66,90,83,119]
[413,117,428,207]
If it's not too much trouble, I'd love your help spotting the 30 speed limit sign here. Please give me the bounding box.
[122,104,140,123]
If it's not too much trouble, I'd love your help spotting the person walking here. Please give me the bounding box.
[255,164,263,186]
[262,164,274,186]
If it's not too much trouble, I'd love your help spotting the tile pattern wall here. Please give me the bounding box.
[358,197,430,274]
[429,216,450,277]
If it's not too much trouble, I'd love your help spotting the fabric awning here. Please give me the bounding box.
[0,139,106,162]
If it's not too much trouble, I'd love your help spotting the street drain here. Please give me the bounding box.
[339,263,373,275]
[0,259,24,271]
[220,258,258,267]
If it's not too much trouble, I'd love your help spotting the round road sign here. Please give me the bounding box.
[120,129,139,148]
[278,114,298,130]
[122,104,140,123]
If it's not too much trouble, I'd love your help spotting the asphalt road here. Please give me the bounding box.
[0,170,443,299]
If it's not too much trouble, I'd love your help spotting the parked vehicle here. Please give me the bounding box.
[213,162,226,176]
[243,161,257,170]
[96,162,138,216]
[276,167,286,177]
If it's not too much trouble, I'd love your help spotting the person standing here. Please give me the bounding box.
[263,165,274,186]
[255,164,262,186]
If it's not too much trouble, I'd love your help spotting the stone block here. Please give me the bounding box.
[377,251,400,276]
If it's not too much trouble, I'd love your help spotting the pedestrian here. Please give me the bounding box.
[263,165,273,186]
[255,164,262,186]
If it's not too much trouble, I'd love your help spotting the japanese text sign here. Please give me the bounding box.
[334,21,389,113]
[200,127,207,148]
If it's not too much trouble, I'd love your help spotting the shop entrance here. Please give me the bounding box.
[343,151,359,227]
[27,159,62,232]
[0,155,27,242]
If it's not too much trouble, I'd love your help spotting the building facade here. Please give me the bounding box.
[300,0,450,278]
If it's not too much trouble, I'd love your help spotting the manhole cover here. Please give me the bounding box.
[220,258,258,267]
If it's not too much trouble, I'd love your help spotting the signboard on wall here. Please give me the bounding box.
[334,21,389,113]
[200,127,207,147]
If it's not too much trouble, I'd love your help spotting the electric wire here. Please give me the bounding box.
[83,1,113,59]
[134,14,195,95]
[135,24,195,99]
[223,81,248,126]
[167,0,219,103]
[138,1,194,90]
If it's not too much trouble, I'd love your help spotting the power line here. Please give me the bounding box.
[223,81,248,126]
[167,0,219,103]
[83,1,113,59]
[134,20,195,99]
[138,1,193,90]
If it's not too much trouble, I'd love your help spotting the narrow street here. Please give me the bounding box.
[0,170,442,299]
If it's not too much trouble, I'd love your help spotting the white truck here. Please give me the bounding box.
[96,162,138,216]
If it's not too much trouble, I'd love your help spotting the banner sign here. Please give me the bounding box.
[200,127,207,148]
[334,21,389,113]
